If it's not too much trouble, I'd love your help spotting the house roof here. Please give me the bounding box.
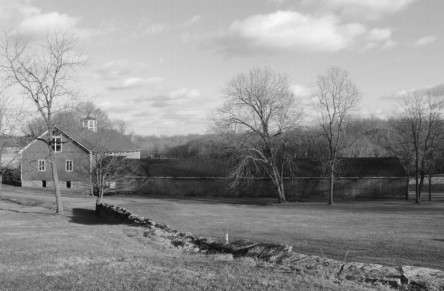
[141,157,406,178]
[60,127,140,153]
[20,126,140,154]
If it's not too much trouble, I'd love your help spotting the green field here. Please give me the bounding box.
[0,187,383,291]
[109,195,444,271]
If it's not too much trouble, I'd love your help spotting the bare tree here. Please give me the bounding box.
[1,31,84,214]
[213,67,303,203]
[312,67,361,205]
[395,93,444,204]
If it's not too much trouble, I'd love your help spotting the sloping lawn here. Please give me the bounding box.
[0,196,380,291]
[109,196,444,271]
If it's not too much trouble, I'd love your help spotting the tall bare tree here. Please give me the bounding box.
[312,67,361,205]
[395,93,444,204]
[213,67,303,203]
[1,31,84,214]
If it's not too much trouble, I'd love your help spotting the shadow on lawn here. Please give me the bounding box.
[68,208,119,225]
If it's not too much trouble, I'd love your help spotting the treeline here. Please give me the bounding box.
[133,116,444,174]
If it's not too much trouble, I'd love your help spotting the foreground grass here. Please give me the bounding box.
[109,196,444,271]
[0,198,384,291]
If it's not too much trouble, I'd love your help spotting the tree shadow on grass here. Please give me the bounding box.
[68,208,120,225]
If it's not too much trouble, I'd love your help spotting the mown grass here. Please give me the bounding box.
[0,198,384,291]
[110,196,444,271]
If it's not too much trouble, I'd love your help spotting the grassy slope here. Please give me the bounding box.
[0,198,382,291]
[110,197,444,270]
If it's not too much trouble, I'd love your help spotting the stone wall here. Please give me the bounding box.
[136,177,407,201]
[96,202,444,290]
[22,180,92,194]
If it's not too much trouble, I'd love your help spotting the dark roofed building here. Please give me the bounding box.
[19,117,141,193]
[138,157,408,201]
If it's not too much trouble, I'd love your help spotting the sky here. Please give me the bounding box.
[0,0,443,136]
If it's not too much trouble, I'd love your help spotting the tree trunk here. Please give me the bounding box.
[428,173,432,201]
[415,150,420,204]
[419,171,425,203]
[49,156,64,215]
[271,165,286,203]
[405,169,409,200]
[329,162,334,205]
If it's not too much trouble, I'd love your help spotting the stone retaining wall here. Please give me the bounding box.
[96,202,444,290]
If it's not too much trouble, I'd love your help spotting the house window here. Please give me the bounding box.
[66,181,71,188]
[42,180,46,187]
[66,160,73,172]
[51,136,62,152]
[38,160,46,171]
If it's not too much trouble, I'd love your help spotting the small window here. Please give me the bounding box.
[38,160,46,171]
[51,136,62,152]
[66,181,71,188]
[65,160,73,172]
[42,180,46,187]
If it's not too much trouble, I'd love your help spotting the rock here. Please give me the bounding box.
[246,243,293,262]
[223,239,258,254]
[402,265,444,290]
[339,262,402,288]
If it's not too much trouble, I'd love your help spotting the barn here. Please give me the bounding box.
[138,157,408,201]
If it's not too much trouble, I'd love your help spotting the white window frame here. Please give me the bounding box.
[51,136,62,152]
[65,160,73,172]
[38,159,46,171]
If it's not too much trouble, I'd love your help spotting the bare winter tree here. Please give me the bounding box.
[213,67,303,203]
[1,31,84,214]
[312,67,361,205]
[395,93,444,204]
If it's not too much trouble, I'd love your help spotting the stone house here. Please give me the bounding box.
[19,117,141,193]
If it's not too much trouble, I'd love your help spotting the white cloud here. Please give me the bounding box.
[363,28,397,50]
[108,77,163,91]
[325,0,417,19]
[0,0,91,37]
[184,15,202,26]
[413,35,437,47]
[18,11,79,33]
[210,11,366,55]
[203,10,400,56]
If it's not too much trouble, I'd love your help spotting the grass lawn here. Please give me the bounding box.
[0,190,383,291]
[108,196,444,271]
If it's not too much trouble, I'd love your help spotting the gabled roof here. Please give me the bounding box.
[59,126,140,153]
[20,126,140,154]
[141,157,406,178]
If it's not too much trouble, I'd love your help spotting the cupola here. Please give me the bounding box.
[81,116,97,132]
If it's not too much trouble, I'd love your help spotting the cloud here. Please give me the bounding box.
[95,60,149,80]
[324,0,417,19]
[364,28,397,50]
[0,0,92,38]
[413,35,437,47]
[184,15,202,27]
[380,83,444,101]
[108,77,163,91]
[18,11,79,33]
[201,10,399,56]
[206,11,366,56]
